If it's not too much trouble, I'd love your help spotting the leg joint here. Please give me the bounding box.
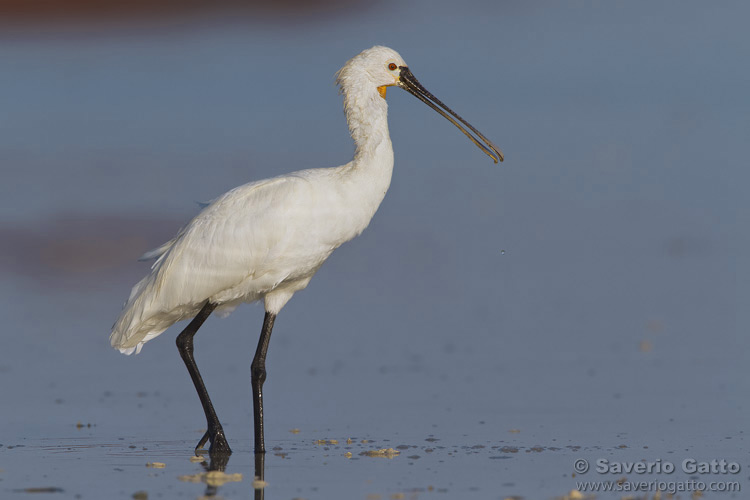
[251,363,267,384]
[176,330,193,352]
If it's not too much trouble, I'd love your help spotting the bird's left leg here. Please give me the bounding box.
[176,301,232,455]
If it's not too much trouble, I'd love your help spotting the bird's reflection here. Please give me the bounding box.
[184,450,266,499]
[253,452,266,500]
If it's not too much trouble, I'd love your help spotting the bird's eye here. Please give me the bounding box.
[388,63,398,71]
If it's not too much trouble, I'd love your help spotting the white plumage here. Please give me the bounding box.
[111,47,400,354]
[112,155,397,352]
[109,45,502,455]
[110,44,501,355]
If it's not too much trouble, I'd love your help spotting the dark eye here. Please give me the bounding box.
[388,63,398,71]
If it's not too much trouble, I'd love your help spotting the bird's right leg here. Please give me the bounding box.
[176,301,232,455]
[251,311,277,454]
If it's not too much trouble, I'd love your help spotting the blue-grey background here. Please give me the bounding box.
[1,1,747,498]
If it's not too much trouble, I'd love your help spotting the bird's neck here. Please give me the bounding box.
[343,87,391,154]
[343,86,394,173]
[339,86,395,220]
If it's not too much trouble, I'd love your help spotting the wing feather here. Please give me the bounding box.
[110,173,331,352]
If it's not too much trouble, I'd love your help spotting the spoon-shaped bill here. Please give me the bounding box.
[398,66,503,163]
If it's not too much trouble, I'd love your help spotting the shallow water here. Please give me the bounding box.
[1,1,748,498]
[2,413,745,499]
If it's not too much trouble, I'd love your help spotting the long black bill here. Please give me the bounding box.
[398,66,503,163]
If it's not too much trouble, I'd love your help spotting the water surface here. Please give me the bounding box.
[1,1,747,498]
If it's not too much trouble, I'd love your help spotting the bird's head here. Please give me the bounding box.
[336,45,406,97]
[336,45,503,163]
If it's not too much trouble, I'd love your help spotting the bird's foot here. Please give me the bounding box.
[195,427,232,456]
[209,428,232,455]
[195,431,210,452]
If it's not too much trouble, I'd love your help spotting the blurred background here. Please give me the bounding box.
[0,1,747,499]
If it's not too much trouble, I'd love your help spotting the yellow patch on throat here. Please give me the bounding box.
[377,85,387,99]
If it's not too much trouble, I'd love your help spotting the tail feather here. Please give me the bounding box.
[114,236,182,354]
[110,270,204,355]
[110,275,164,355]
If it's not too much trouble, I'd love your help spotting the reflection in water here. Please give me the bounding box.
[0,0,378,26]
[177,451,266,499]
[254,453,266,500]
[0,214,183,285]
[178,451,234,497]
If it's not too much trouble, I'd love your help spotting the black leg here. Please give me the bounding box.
[251,311,277,454]
[176,301,232,455]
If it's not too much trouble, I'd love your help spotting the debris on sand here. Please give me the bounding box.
[178,470,243,487]
[251,477,269,489]
[361,448,400,458]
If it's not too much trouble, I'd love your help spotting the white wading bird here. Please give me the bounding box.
[110,45,503,455]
